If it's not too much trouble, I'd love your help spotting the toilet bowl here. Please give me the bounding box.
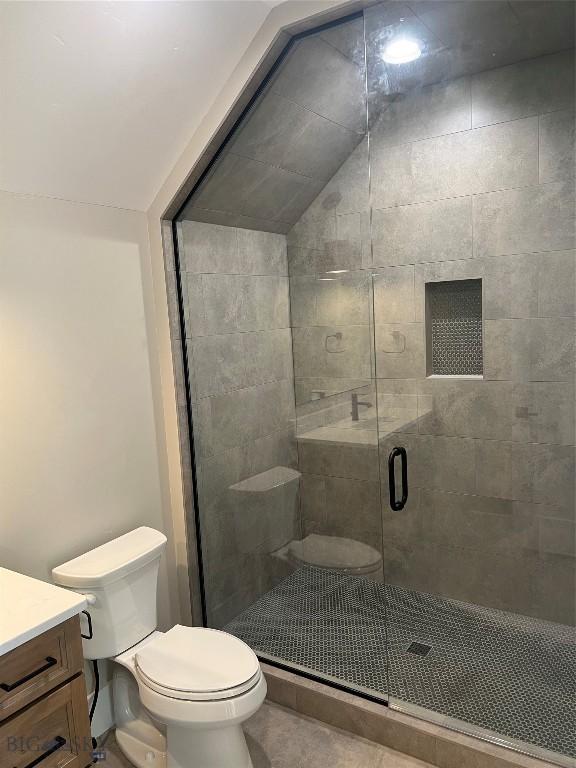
[52,527,266,768]
[114,627,266,768]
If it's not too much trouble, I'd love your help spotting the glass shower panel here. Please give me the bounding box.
[175,14,390,694]
[365,1,576,763]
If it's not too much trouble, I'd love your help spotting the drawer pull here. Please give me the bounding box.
[0,657,58,692]
[17,736,67,768]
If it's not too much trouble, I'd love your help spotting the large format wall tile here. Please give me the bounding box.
[287,211,371,273]
[376,379,419,436]
[375,323,425,379]
[188,329,293,401]
[384,539,536,616]
[380,434,575,520]
[197,429,297,509]
[182,272,205,338]
[370,117,538,208]
[473,180,576,257]
[300,473,381,537]
[294,376,371,406]
[417,379,574,445]
[292,325,372,379]
[471,51,575,128]
[243,329,294,388]
[380,433,477,495]
[536,249,576,317]
[301,140,370,220]
[372,197,472,267]
[409,488,537,557]
[533,555,576,624]
[475,441,575,512]
[539,517,576,557]
[201,274,290,334]
[229,92,361,182]
[290,271,371,327]
[270,34,367,134]
[484,249,576,319]
[412,249,576,321]
[192,153,324,226]
[236,228,288,275]
[484,317,575,381]
[417,379,511,441]
[193,379,295,458]
[298,440,378,482]
[373,266,415,323]
[370,76,471,148]
[539,108,576,184]
[510,382,575,446]
[295,381,376,434]
[189,333,247,400]
[413,258,483,321]
[180,220,238,273]
[286,245,324,277]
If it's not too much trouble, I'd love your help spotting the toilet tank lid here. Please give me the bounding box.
[229,466,300,493]
[52,527,167,589]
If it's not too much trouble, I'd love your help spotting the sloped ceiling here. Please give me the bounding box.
[180,0,575,233]
[0,1,276,210]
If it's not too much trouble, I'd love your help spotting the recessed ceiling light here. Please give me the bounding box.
[326,269,349,274]
[381,37,422,65]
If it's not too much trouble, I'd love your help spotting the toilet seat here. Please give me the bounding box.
[286,534,382,575]
[135,625,261,701]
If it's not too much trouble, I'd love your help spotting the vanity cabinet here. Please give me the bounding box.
[0,616,92,768]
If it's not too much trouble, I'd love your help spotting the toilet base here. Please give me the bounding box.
[116,725,167,768]
[115,720,254,768]
[167,724,253,768]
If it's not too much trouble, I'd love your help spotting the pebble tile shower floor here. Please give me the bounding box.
[225,566,576,761]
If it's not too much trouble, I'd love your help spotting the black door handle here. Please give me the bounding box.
[0,656,58,692]
[17,736,67,768]
[388,446,408,511]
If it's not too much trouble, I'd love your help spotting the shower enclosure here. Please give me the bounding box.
[167,3,575,765]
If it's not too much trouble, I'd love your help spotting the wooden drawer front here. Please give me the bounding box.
[0,676,91,768]
[0,618,84,722]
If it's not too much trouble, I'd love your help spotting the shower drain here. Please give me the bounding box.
[407,642,432,657]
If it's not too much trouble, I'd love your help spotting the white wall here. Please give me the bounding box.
[0,190,174,628]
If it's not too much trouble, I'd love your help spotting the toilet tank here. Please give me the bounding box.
[229,466,300,554]
[52,527,167,660]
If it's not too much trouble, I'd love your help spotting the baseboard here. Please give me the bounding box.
[88,680,114,738]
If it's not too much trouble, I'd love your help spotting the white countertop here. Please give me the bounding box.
[0,568,86,656]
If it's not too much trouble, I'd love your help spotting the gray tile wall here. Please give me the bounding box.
[177,221,298,627]
[181,19,367,232]
[288,50,575,624]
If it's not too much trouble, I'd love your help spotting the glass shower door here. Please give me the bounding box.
[365,2,576,763]
[240,12,390,695]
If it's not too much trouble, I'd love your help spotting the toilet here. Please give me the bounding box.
[230,466,383,580]
[52,527,266,768]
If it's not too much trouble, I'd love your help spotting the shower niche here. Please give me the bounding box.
[425,279,483,377]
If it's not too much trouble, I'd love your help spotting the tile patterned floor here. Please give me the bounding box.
[99,703,435,768]
[225,566,576,761]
